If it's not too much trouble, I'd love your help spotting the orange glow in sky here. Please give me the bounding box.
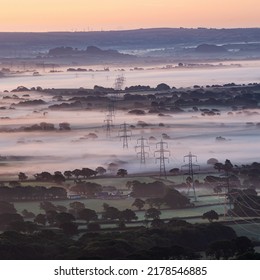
[1,0,260,31]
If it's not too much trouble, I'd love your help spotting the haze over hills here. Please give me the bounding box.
[1,28,260,55]
[1,28,260,67]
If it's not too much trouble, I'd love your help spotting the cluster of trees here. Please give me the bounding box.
[21,122,71,131]
[0,199,259,259]
[130,181,191,209]
[125,85,151,91]
[228,188,260,217]
[214,159,234,173]
[34,171,66,183]
[0,201,37,233]
[0,220,257,260]
[202,210,219,222]
[33,168,99,183]
[206,236,256,260]
[209,160,260,217]
[238,162,260,187]
[23,122,54,131]
[28,166,126,184]
[130,180,167,197]
[213,160,260,188]
[101,203,137,222]
[70,182,102,197]
[174,87,259,109]
[132,198,164,210]
[0,200,136,236]
[33,201,99,235]
[0,185,67,201]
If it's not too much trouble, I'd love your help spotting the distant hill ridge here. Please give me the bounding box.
[1,28,260,55]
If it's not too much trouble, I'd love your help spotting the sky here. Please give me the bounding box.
[1,0,260,32]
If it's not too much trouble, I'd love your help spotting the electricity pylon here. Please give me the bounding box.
[154,139,170,179]
[103,98,116,138]
[112,74,125,101]
[182,152,200,202]
[118,122,131,149]
[104,115,113,138]
[114,75,125,91]
[135,136,150,165]
[107,99,116,119]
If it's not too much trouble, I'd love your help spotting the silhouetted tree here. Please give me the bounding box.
[132,198,145,210]
[163,189,191,209]
[59,122,71,130]
[202,210,219,222]
[102,206,120,220]
[120,209,138,222]
[53,173,66,184]
[151,218,164,228]
[155,83,170,91]
[95,166,106,176]
[18,172,28,181]
[214,162,224,172]
[34,171,53,181]
[78,208,98,224]
[117,169,128,177]
[81,168,97,178]
[72,169,81,179]
[64,170,73,180]
[145,208,161,220]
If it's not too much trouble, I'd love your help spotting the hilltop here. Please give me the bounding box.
[1,28,260,57]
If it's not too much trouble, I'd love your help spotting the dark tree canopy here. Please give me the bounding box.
[117,169,128,177]
[120,209,138,222]
[78,208,98,223]
[145,208,161,220]
[202,210,219,222]
[132,198,145,210]
[131,181,166,197]
[102,206,120,220]
[162,189,191,209]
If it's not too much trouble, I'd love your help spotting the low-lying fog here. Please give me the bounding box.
[1,60,260,91]
[0,90,259,177]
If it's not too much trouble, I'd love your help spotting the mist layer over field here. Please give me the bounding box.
[1,60,260,91]
[0,89,259,177]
